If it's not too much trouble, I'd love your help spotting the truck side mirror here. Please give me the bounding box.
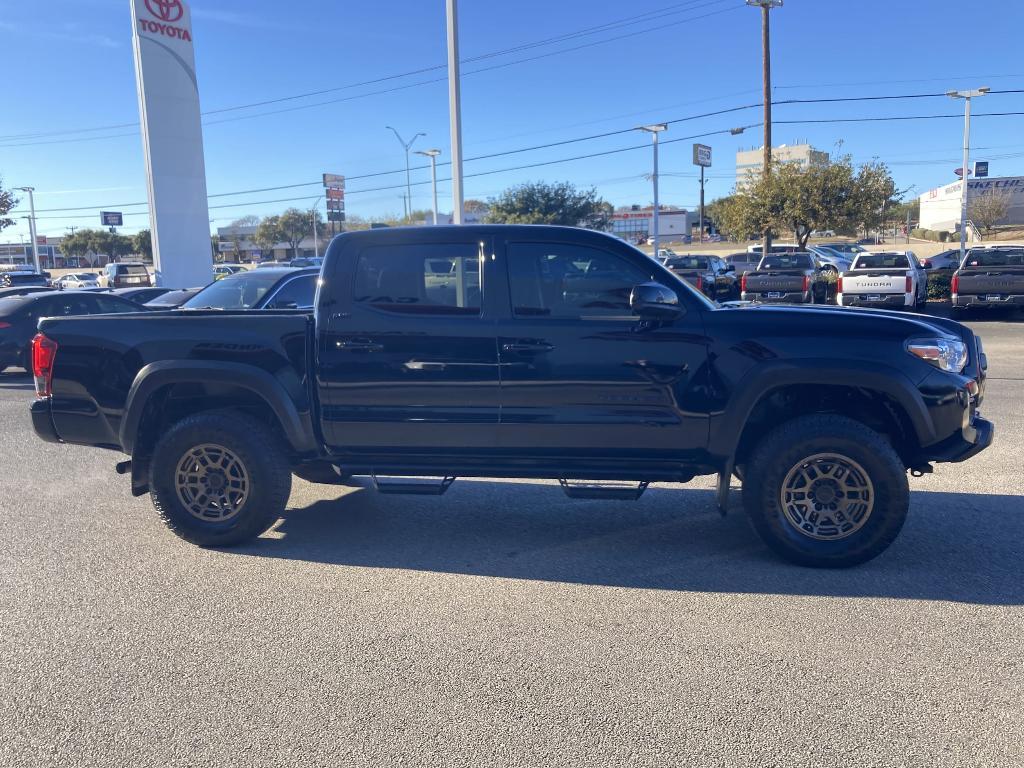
[630,282,683,319]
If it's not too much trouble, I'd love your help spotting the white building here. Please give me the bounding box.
[611,207,694,244]
[735,143,829,188]
[919,175,1024,232]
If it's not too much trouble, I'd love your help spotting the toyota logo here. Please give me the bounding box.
[145,0,184,23]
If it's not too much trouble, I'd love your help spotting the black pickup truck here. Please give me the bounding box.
[29,226,993,567]
[952,246,1024,312]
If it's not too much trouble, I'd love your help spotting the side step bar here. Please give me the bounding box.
[371,474,456,496]
[559,479,649,500]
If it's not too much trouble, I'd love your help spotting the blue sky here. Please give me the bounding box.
[2,0,1024,239]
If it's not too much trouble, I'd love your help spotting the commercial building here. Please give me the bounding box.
[735,143,829,187]
[611,206,694,244]
[919,175,1024,232]
[0,238,66,268]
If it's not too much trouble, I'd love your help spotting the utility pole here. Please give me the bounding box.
[311,195,323,258]
[446,0,465,224]
[415,149,442,224]
[947,87,989,259]
[14,187,41,273]
[747,0,782,259]
[638,124,668,256]
[698,165,706,243]
[386,126,425,220]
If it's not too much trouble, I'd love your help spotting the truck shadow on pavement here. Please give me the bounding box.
[0,370,35,393]
[237,479,1024,605]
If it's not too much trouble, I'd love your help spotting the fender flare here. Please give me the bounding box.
[709,360,936,459]
[119,360,316,455]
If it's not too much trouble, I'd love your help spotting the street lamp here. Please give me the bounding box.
[746,0,782,259]
[947,87,989,260]
[415,149,442,225]
[637,124,668,255]
[14,186,41,273]
[386,126,425,220]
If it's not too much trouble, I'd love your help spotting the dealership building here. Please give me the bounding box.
[611,207,695,243]
[919,175,1024,232]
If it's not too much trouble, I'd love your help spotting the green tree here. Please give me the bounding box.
[230,214,261,228]
[254,215,283,259]
[0,178,18,233]
[132,229,153,260]
[277,207,321,257]
[486,181,612,230]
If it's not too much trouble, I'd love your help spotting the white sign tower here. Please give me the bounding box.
[130,0,212,287]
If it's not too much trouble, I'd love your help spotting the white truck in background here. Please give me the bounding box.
[837,251,928,310]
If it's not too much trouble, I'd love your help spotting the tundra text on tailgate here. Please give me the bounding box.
[953,246,1024,312]
[29,226,993,568]
[837,251,927,310]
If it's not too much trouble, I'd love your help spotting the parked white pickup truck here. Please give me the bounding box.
[837,251,928,310]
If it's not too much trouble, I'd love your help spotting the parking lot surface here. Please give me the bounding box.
[1,317,1022,767]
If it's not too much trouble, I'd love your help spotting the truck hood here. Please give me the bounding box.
[721,301,964,340]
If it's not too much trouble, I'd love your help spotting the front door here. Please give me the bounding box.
[317,236,501,458]
[495,238,710,462]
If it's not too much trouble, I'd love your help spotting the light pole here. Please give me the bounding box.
[637,124,668,255]
[746,0,782,259]
[415,149,442,225]
[14,187,41,273]
[446,0,465,224]
[386,126,425,220]
[947,87,989,259]
[311,195,323,257]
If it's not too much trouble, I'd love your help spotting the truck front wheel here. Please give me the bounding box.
[149,412,291,547]
[742,415,909,567]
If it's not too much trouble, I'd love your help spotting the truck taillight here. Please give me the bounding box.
[951,274,959,295]
[905,275,913,293]
[0,321,11,329]
[740,274,747,292]
[837,276,844,293]
[696,276,703,291]
[31,333,58,398]
[802,275,810,292]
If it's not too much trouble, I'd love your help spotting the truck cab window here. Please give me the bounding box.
[354,244,481,315]
[508,242,652,318]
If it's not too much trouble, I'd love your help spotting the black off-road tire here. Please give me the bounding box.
[742,415,909,568]
[149,411,291,547]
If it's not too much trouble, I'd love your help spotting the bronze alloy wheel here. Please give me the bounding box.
[779,452,875,541]
[174,443,251,522]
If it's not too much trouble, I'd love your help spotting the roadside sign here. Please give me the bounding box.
[323,173,345,188]
[36,235,47,246]
[326,187,344,201]
[974,161,989,178]
[692,143,712,168]
[218,241,235,252]
[100,211,123,226]
[327,211,346,223]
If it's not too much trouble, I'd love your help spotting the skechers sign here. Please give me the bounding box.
[137,0,192,42]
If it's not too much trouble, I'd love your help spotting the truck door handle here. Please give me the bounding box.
[336,338,384,352]
[502,342,555,354]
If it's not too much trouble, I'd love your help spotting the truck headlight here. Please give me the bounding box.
[906,338,968,373]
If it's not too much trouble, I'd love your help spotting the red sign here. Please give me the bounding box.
[145,0,183,22]
[36,235,47,246]
[326,188,344,201]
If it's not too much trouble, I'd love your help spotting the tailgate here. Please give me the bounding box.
[842,270,907,293]
[745,271,805,291]
[956,268,1024,294]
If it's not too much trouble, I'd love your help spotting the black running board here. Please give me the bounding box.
[559,479,649,500]
[371,474,456,496]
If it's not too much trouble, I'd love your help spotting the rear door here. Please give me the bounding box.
[317,236,501,456]
[494,236,709,462]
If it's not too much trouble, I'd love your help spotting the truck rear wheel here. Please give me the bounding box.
[149,412,291,547]
[742,415,909,568]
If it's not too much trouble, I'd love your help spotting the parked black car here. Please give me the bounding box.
[110,286,176,304]
[180,267,318,310]
[1,270,49,289]
[0,285,54,300]
[0,291,144,372]
[29,226,992,568]
[952,246,1024,313]
[664,254,739,301]
[144,288,203,309]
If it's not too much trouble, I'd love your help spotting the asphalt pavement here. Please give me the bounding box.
[1,316,1022,767]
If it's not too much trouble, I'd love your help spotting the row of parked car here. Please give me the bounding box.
[656,242,1024,314]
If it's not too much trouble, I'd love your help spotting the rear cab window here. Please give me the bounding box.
[353,243,482,315]
[964,249,1024,267]
[759,254,813,270]
[851,253,911,269]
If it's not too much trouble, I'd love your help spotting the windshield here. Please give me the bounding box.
[665,256,709,270]
[182,271,287,309]
[851,253,910,269]
[964,249,1024,267]
[760,254,812,269]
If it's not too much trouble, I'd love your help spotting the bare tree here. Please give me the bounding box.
[969,190,1012,233]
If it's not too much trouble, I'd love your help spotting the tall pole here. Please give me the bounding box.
[311,195,322,258]
[947,87,988,259]
[698,165,706,243]
[446,0,465,224]
[387,127,425,220]
[416,149,442,225]
[15,187,41,273]
[747,0,781,258]
[637,124,668,255]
